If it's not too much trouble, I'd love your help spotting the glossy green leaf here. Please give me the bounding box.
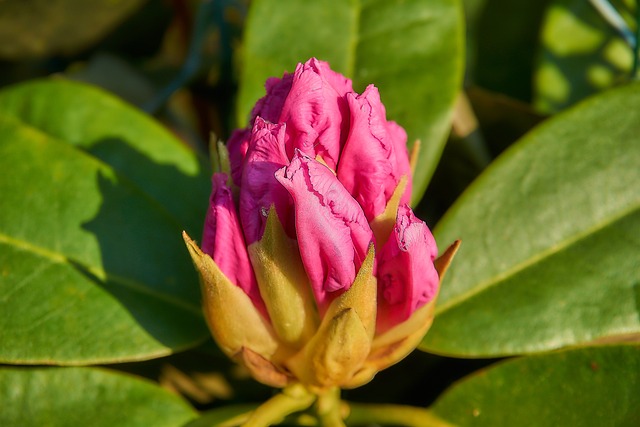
[237,0,464,204]
[431,345,640,426]
[0,80,211,364]
[0,0,146,59]
[534,0,636,113]
[0,367,197,427]
[421,83,640,357]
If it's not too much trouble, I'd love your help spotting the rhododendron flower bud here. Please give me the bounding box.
[184,58,458,391]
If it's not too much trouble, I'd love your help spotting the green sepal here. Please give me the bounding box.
[248,207,319,349]
[288,308,371,390]
[209,134,231,178]
[287,246,377,389]
[322,244,377,339]
[345,241,460,388]
[183,232,279,359]
[346,298,437,389]
[369,176,408,248]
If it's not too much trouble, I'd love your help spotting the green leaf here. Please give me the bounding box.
[0,0,146,59]
[0,79,211,364]
[534,0,636,113]
[0,367,197,427]
[184,405,259,427]
[431,345,640,426]
[421,83,640,357]
[237,0,464,204]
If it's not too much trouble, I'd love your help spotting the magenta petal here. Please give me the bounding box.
[309,58,354,99]
[202,173,267,317]
[278,58,352,170]
[386,120,412,205]
[337,85,411,221]
[274,151,373,311]
[251,74,295,124]
[227,128,250,186]
[239,117,293,244]
[376,205,438,332]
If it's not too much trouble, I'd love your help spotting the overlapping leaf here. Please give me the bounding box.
[422,83,640,357]
[0,367,197,427]
[237,0,464,204]
[0,80,210,364]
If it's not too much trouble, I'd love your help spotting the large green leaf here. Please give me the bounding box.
[534,0,636,113]
[0,80,210,364]
[421,83,640,357]
[237,0,464,204]
[0,367,197,427]
[431,345,640,426]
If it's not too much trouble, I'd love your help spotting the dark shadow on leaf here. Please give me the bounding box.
[74,137,211,351]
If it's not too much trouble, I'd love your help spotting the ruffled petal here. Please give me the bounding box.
[239,117,294,244]
[376,205,438,332]
[274,151,373,312]
[279,58,352,170]
[337,85,411,221]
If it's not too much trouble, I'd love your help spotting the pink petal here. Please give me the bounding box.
[227,128,250,186]
[386,120,412,205]
[251,74,295,124]
[202,173,268,317]
[239,117,294,244]
[376,205,438,332]
[274,151,373,311]
[228,73,294,185]
[278,58,353,170]
[337,85,411,221]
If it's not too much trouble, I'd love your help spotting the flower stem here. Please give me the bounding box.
[315,387,346,427]
[345,402,454,427]
[241,384,315,427]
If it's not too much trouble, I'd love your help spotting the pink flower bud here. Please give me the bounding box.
[185,58,455,391]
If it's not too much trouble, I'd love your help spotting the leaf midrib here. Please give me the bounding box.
[0,231,201,315]
[435,202,640,316]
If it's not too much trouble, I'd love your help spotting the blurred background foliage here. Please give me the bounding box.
[0,0,638,425]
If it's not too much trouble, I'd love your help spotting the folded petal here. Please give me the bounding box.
[279,58,352,170]
[274,151,373,311]
[239,117,294,244]
[251,74,295,124]
[226,128,250,186]
[376,205,438,332]
[337,85,411,222]
[202,173,267,317]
